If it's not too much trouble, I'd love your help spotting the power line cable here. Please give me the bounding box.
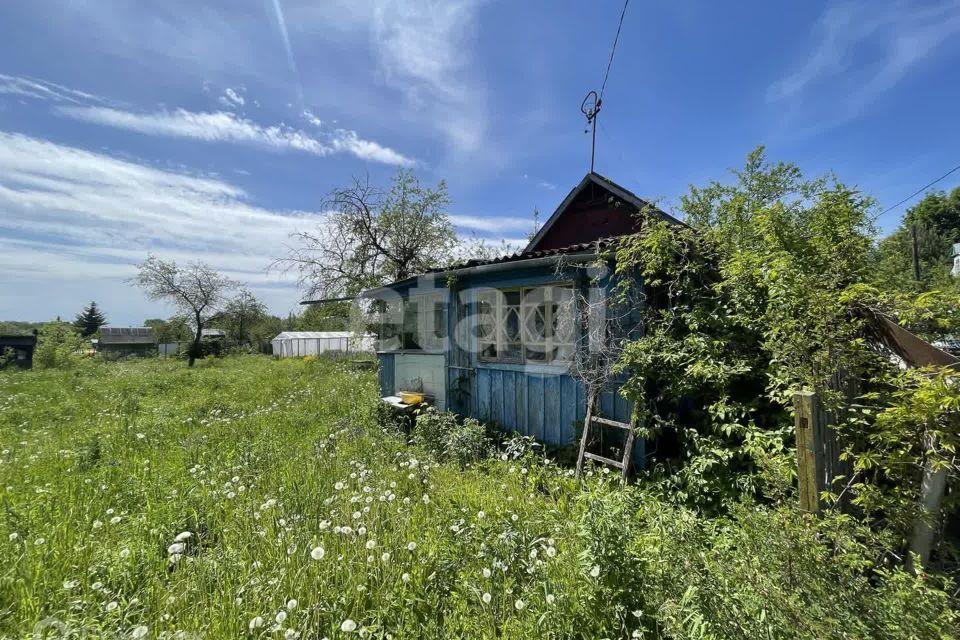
[599,0,630,100]
[872,162,960,222]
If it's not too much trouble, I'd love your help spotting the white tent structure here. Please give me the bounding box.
[270,331,375,358]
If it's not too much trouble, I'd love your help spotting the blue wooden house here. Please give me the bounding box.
[363,172,683,465]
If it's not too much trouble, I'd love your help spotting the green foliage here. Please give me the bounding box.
[72,301,107,337]
[615,147,875,510]
[443,417,491,469]
[144,316,193,344]
[411,408,491,468]
[872,187,960,294]
[33,319,86,370]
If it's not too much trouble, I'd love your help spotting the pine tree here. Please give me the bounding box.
[73,301,107,337]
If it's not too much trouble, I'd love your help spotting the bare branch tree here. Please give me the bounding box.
[273,170,458,299]
[131,255,237,366]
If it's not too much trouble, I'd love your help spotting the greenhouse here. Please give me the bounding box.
[270,331,375,358]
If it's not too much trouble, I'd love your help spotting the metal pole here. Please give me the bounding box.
[590,111,597,173]
[911,224,921,282]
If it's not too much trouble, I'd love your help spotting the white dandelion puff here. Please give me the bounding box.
[546,594,556,605]
[174,531,192,542]
[132,625,148,639]
[310,546,325,560]
[401,572,411,583]
[590,565,600,578]
[482,592,492,604]
[514,599,525,611]
[249,616,264,630]
[275,611,287,624]
[167,543,185,555]
[340,619,357,632]
[286,598,298,611]
[407,542,417,551]
[482,568,491,578]
[365,540,376,550]
[106,601,118,611]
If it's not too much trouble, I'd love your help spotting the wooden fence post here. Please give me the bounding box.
[794,390,823,514]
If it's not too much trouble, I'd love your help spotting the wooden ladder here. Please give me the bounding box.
[575,389,636,482]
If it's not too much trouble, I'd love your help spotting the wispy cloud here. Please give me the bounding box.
[449,214,537,235]
[0,73,109,105]
[57,105,414,166]
[0,131,312,319]
[371,1,487,154]
[768,1,960,131]
[218,87,246,109]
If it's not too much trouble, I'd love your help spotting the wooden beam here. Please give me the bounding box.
[794,391,822,514]
[583,451,624,469]
[590,415,632,430]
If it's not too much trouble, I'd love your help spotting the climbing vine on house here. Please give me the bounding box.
[612,148,959,563]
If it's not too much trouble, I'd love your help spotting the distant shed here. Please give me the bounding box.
[98,327,157,358]
[271,331,375,358]
[0,334,37,369]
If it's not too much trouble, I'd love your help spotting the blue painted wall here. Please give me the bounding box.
[376,260,645,467]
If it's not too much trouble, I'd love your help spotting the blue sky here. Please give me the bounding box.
[2,0,960,325]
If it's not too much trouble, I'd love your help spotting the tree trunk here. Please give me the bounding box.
[906,429,949,573]
[188,316,202,367]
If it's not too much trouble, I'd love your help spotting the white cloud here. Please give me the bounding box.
[56,105,414,166]
[0,131,313,321]
[218,87,246,108]
[370,1,487,153]
[290,0,488,155]
[449,214,536,235]
[0,73,109,105]
[769,1,960,129]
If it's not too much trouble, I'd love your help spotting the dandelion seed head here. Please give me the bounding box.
[310,546,325,560]
[132,625,148,639]
[249,616,264,630]
[340,619,357,632]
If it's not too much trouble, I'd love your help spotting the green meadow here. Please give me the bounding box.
[1,357,956,639]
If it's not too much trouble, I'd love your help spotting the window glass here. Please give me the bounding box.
[480,284,575,364]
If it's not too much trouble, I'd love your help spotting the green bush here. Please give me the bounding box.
[412,408,491,468]
[443,416,490,469]
[33,320,86,370]
[572,483,959,639]
[410,407,453,459]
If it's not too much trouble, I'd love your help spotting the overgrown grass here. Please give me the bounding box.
[0,357,956,639]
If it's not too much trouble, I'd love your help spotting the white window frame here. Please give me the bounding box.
[378,293,447,353]
[478,283,575,364]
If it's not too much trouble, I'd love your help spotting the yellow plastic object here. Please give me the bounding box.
[399,391,424,405]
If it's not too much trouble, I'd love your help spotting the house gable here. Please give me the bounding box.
[523,172,682,253]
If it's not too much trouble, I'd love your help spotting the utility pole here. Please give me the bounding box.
[911,223,921,282]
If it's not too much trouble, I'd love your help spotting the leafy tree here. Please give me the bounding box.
[33,320,85,369]
[292,301,351,331]
[131,255,236,366]
[143,317,193,344]
[872,187,960,293]
[217,288,268,346]
[72,301,107,337]
[275,169,457,298]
